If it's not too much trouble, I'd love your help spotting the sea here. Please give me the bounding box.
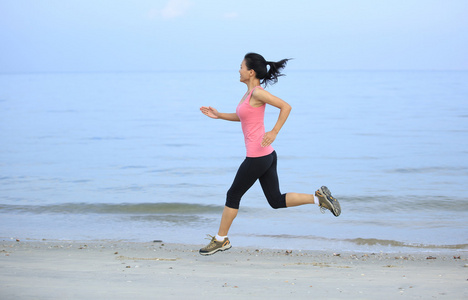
[1,70,467,253]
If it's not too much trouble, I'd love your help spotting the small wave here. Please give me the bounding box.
[119,165,147,170]
[0,202,224,215]
[339,195,468,212]
[164,143,195,147]
[251,234,468,250]
[46,109,78,114]
[86,136,125,141]
[387,166,467,174]
[127,214,212,225]
[346,238,468,250]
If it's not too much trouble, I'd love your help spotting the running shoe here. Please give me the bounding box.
[199,235,232,256]
[315,186,341,217]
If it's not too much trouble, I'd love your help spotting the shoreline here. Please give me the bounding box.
[1,239,467,299]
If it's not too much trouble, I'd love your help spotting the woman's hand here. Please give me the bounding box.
[262,131,277,147]
[200,106,219,119]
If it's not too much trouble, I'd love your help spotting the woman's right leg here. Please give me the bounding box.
[218,206,238,236]
[221,157,260,235]
[199,158,261,255]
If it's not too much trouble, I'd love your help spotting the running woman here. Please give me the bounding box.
[199,53,341,255]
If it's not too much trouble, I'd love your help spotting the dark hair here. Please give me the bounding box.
[244,52,290,86]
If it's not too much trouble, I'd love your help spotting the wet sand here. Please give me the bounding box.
[1,239,467,299]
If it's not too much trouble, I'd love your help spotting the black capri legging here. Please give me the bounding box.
[226,151,287,209]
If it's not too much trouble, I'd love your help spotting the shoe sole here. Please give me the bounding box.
[319,186,341,217]
[199,243,232,256]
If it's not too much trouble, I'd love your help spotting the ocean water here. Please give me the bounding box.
[1,70,467,253]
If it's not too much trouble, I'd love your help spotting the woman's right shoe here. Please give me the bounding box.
[199,235,232,256]
[316,186,341,217]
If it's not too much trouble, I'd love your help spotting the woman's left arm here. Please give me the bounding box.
[253,89,292,147]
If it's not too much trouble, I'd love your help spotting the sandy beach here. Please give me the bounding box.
[0,239,467,299]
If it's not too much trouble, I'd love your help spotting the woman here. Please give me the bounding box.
[199,53,341,255]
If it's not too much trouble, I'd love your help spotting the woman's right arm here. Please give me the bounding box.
[200,106,240,121]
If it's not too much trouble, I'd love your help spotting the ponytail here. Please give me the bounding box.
[244,53,290,87]
[265,59,289,86]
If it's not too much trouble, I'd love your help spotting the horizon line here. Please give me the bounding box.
[1,68,467,76]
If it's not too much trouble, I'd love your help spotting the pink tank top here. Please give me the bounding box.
[236,86,274,158]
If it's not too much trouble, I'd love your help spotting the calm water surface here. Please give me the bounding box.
[1,70,467,252]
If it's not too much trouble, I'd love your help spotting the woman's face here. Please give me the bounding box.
[239,60,252,83]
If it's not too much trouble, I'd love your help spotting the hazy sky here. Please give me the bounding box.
[1,0,467,73]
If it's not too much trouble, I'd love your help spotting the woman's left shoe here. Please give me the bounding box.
[315,186,341,217]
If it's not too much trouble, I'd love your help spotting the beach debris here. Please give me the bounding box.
[426,256,437,260]
[463,264,468,268]
[333,253,341,257]
[117,255,178,261]
[290,262,331,267]
[221,282,238,288]
[126,266,131,268]
[15,239,20,242]
[114,252,119,255]
[153,240,163,243]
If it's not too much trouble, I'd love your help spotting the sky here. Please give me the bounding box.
[1,0,467,73]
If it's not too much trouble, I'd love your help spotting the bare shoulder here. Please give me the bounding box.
[252,87,271,99]
[252,88,288,108]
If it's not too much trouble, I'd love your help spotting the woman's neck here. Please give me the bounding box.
[246,78,261,91]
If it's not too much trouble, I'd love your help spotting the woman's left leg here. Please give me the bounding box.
[285,192,316,207]
[259,151,317,208]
